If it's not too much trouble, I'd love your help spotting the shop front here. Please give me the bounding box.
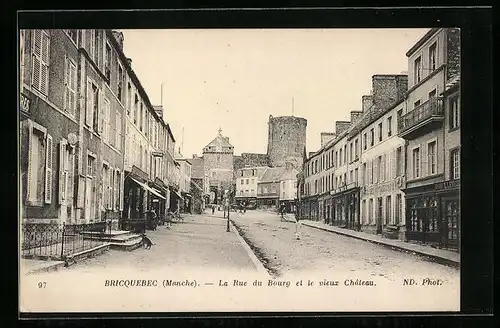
[403,179,459,250]
[169,186,184,214]
[181,192,192,213]
[149,177,169,224]
[330,183,360,231]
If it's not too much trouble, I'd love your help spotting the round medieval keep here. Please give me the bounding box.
[266,115,307,169]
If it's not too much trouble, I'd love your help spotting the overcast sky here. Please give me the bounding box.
[121,28,429,157]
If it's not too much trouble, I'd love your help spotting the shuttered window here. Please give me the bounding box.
[26,122,46,203]
[64,57,77,117]
[85,79,95,127]
[58,140,69,205]
[116,110,122,150]
[31,30,50,95]
[102,97,110,144]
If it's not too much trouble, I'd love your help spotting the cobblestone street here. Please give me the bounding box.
[231,210,460,286]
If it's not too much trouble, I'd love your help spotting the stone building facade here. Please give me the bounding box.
[266,115,307,169]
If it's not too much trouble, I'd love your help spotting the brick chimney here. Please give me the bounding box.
[371,74,408,113]
[350,111,363,123]
[112,30,124,51]
[335,121,351,135]
[320,132,336,147]
[362,95,373,112]
[193,154,198,159]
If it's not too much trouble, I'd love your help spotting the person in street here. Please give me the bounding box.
[294,215,302,240]
[243,201,247,214]
[212,204,215,215]
[280,203,285,221]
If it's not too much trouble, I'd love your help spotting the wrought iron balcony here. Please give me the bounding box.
[398,97,444,139]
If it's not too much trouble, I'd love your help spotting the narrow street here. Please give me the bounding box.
[58,213,256,275]
[231,210,459,286]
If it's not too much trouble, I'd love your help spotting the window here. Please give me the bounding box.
[450,148,460,179]
[362,200,366,224]
[26,125,50,204]
[87,154,95,176]
[64,57,77,117]
[335,151,338,166]
[344,145,347,163]
[397,110,403,131]
[246,179,249,184]
[126,83,132,116]
[354,139,359,159]
[105,42,111,82]
[363,133,367,150]
[92,84,99,132]
[85,79,98,128]
[370,129,374,146]
[115,170,122,210]
[252,169,256,176]
[355,168,359,184]
[412,147,420,178]
[139,102,144,131]
[240,171,243,177]
[395,194,402,225]
[428,141,437,175]
[134,94,139,125]
[371,160,374,184]
[350,171,353,184]
[117,65,123,101]
[414,100,421,109]
[31,30,50,95]
[102,164,111,209]
[338,149,342,166]
[378,122,383,142]
[429,89,437,99]
[449,96,460,129]
[377,156,383,183]
[93,30,100,67]
[429,42,437,71]
[387,116,392,137]
[102,97,110,144]
[414,56,421,84]
[386,195,392,225]
[396,147,402,176]
[116,110,122,150]
[349,143,353,163]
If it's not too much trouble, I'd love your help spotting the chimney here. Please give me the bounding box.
[371,74,408,113]
[350,111,363,122]
[320,132,336,147]
[126,57,132,67]
[362,95,373,112]
[335,121,351,135]
[193,154,197,159]
[112,30,124,51]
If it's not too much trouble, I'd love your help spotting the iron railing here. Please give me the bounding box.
[398,98,444,133]
[21,221,110,260]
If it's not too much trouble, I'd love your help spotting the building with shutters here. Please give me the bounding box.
[398,28,460,249]
[235,166,268,209]
[175,155,193,213]
[20,29,85,225]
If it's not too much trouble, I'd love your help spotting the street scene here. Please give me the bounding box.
[19,27,460,312]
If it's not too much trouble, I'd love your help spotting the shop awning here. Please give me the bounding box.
[131,177,166,200]
[170,188,184,200]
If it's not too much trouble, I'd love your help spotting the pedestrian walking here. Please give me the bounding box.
[212,204,215,215]
[280,203,285,221]
[243,201,247,214]
[294,216,302,240]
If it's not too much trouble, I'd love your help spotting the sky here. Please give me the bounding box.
[120,28,429,157]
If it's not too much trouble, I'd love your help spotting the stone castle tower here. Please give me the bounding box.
[266,115,307,169]
[203,129,234,200]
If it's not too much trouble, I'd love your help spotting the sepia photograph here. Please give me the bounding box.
[19,25,462,313]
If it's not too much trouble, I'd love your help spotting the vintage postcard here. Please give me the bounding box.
[19,27,461,313]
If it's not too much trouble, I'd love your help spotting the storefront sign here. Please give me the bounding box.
[20,93,31,113]
[435,179,460,191]
[364,180,399,195]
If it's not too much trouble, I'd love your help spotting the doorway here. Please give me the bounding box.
[376,197,383,234]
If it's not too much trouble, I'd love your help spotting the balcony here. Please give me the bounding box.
[398,98,444,139]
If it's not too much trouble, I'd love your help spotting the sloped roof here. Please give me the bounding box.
[190,179,203,192]
[204,130,233,149]
[259,167,285,183]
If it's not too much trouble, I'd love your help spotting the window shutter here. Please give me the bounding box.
[85,80,93,126]
[58,141,67,205]
[63,57,69,111]
[26,121,34,201]
[68,151,75,206]
[110,169,115,210]
[97,90,103,134]
[31,30,42,91]
[382,154,387,181]
[374,160,378,184]
[44,134,53,204]
[40,31,50,95]
[422,146,428,177]
[69,62,77,117]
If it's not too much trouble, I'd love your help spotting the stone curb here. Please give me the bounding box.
[23,261,66,275]
[229,220,270,277]
[302,222,459,268]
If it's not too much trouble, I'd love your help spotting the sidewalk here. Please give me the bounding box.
[20,258,66,275]
[300,220,459,267]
